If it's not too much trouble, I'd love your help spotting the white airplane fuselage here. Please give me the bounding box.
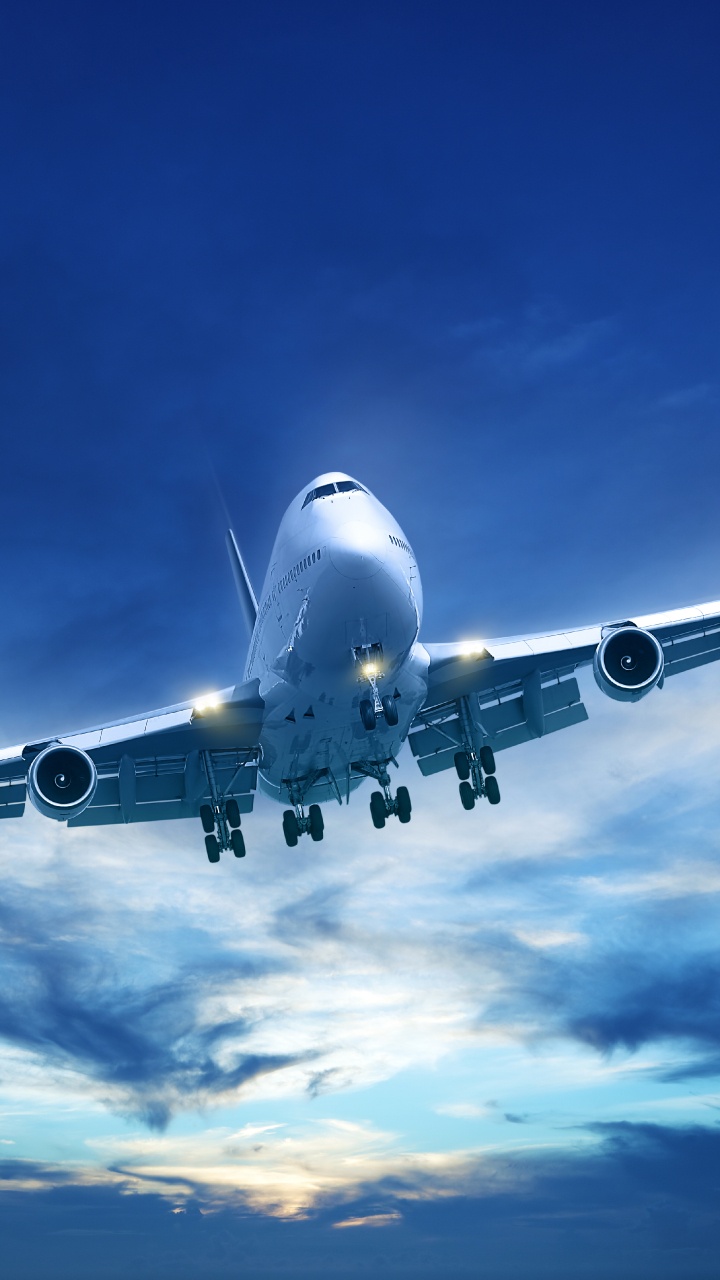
[244,472,430,805]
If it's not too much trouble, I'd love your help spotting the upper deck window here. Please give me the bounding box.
[302,480,366,509]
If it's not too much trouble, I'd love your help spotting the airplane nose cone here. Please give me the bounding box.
[329,521,385,579]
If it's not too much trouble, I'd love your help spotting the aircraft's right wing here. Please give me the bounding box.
[0,679,264,827]
[409,599,720,777]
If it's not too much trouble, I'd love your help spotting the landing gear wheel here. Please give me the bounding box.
[370,791,386,829]
[381,694,399,727]
[360,699,377,731]
[459,781,475,810]
[396,785,412,824]
[283,810,300,847]
[205,834,220,863]
[230,828,246,858]
[479,745,496,775]
[308,803,324,842]
[485,776,501,805]
[226,798,241,828]
[200,804,215,834]
[454,751,470,781]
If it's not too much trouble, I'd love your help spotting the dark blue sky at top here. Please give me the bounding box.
[1,0,719,743]
[2,5,720,1278]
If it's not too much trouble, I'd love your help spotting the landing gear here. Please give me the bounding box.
[360,699,377,731]
[230,828,246,857]
[454,700,501,813]
[198,751,248,863]
[282,793,325,846]
[484,775,501,805]
[226,797,241,827]
[360,756,412,829]
[283,809,300,847]
[396,785,412,823]
[382,695,399,727]
[454,751,471,781]
[459,780,475,810]
[370,791,386,829]
[308,803,324,842]
[354,646,400,733]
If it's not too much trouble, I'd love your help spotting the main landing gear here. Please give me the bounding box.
[200,796,246,863]
[283,803,324,847]
[370,784,411,828]
[455,744,500,810]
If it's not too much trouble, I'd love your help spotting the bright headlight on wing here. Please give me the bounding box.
[459,641,486,657]
[193,692,221,715]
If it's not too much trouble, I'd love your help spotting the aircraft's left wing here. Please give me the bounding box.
[0,679,264,826]
[409,599,720,778]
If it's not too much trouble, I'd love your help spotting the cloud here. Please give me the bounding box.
[3,1122,720,1278]
[0,887,308,1128]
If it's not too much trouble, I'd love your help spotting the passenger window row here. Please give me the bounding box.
[389,534,412,555]
[302,480,367,508]
[278,549,321,591]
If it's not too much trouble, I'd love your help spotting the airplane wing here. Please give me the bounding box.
[409,598,720,779]
[0,679,264,826]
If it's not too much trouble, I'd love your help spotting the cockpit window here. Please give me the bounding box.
[302,480,366,508]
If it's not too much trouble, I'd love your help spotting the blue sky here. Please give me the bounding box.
[1,2,720,1275]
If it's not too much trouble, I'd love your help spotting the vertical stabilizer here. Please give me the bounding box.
[226,529,258,638]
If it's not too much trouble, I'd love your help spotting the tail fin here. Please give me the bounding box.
[226,529,258,638]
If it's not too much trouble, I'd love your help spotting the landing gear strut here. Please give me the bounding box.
[282,803,324,846]
[454,701,501,810]
[354,644,399,732]
[353,758,412,829]
[198,752,247,863]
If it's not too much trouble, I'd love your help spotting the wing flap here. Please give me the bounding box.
[67,792,255,828]
[411,677,587,775]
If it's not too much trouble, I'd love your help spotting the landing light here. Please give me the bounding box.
[459,641,486,657]
[193,693,221,715]
[362,662,378,677]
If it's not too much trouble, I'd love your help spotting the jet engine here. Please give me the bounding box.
[593,626,664,703]
[26,743,98,821]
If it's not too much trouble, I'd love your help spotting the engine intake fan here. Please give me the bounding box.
[27,743,98,821]
[593,626,664,703]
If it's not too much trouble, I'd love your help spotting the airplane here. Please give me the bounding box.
[1,470,720,864]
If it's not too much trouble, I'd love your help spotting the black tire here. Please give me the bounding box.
[200,804,215,834]
[382,694,399,727]
[308,803,324,842]
[283,810,300,847]
[479,745,496,775]
[230,828,246,858]
[370,791,386,829]
[396,785,412,824]
[459,781,475,810]
[360,699,377,731]
[454,750,470,781]
[205,834,220,863]
[485,775,501,805]
[226,798,241,828]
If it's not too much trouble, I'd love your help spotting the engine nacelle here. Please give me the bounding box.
[27,743,97,821]
[593,626,664,703]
